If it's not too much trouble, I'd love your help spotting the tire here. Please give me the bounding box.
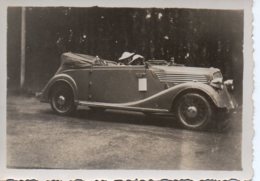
[50,84,76,115]
[174,92,213,130]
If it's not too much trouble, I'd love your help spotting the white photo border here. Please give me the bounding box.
[0,0,254,180]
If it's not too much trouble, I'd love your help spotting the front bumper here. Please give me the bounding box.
[218,85,238,112]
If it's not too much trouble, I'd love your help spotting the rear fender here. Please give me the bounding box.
[40,74,78,102]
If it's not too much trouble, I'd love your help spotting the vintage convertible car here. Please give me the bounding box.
[39,52,237,130]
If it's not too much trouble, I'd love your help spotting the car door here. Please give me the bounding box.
[88,65,148,103]
[65,68,92,101]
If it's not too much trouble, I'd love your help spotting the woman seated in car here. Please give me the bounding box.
[118,52,144,65]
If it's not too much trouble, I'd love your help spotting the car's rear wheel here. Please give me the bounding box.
[50,84,76,115]
[174,92,213,130]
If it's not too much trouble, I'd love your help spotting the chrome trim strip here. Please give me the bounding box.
[78,101,169,113]
[154,70,205,74]
[157,75,207,79]
[154,72,208,83]
[158,77,207,80]
[157,78,207,80]
[155,73,206,76]
[158,76,207,79]
[156,75,207,79]
[159,80,208,83]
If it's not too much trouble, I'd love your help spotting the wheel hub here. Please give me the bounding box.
[186,106,198,118]
[57,95,66,105]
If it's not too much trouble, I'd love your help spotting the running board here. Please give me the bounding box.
[78,101,169,113]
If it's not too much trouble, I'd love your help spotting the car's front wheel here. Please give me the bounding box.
[50,84,76,115]
[174,92,213,130]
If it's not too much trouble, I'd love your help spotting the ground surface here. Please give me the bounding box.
[7,95,242,170]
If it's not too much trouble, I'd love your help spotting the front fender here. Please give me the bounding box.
[40,73,78,103]
[170,82,236,110]
[129,82,236,111]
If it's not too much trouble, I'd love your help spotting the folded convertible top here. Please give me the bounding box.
[61,52,96,67]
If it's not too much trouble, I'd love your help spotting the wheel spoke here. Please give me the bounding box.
[176,93,212,129]
[51,86,75,115]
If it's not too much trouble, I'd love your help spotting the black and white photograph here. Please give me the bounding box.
[0,0,254,180]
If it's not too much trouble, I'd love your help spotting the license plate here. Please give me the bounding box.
[138,78,147,91]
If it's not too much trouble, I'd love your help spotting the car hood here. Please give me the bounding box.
[150,65,220,75]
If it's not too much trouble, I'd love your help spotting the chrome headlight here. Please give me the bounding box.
[224,79,234,91]
[210,77,224,90]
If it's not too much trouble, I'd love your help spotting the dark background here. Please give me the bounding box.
[7,7,244,103]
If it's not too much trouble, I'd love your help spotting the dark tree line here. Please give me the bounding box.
[7,7,243,102]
